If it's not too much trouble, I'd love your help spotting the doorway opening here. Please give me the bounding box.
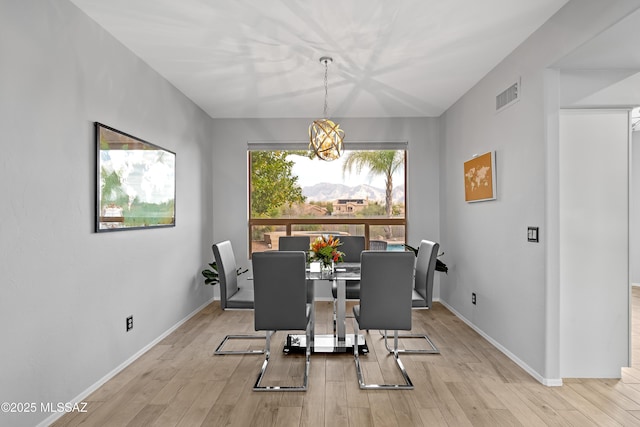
[631,106,640,367]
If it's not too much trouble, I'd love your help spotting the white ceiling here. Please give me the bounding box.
[553,7,640,108]
[553,7,640,70]
[69,0,569,119]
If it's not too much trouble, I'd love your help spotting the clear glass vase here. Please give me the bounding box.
[321,260,335,275]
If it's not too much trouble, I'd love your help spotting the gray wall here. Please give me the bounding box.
[559,110,629,377]
[0,2,214,426]
[439,0,640,384]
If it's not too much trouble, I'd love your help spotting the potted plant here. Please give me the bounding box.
[201,261,248,285]
[201,261,220,285]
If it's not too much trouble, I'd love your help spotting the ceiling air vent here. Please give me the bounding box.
[496,78,520,113]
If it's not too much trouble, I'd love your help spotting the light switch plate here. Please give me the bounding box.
[527,226,539,243]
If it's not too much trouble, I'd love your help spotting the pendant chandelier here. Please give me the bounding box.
[309,56,344,161]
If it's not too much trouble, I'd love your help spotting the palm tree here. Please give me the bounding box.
[342,150,404,217]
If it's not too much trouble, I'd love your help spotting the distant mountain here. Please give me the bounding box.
[302,182,404,203]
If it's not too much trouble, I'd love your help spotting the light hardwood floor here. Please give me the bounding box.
[54,289,640,426]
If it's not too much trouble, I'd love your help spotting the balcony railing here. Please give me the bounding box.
[249,217,406,255]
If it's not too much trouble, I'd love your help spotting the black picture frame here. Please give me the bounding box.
[95,122,176,232]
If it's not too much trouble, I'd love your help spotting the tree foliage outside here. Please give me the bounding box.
[342,150,404,217]
[250,151,306,217]
[101,167,128,207]
[357,201,385,216]
[311,201,333,215]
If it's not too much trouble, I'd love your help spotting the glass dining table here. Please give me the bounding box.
[285,262,368,354]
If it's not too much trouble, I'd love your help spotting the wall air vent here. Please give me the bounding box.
[496,78,520,113]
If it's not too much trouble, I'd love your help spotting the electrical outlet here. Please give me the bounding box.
[126,315,133,332]
[472,293,476,305]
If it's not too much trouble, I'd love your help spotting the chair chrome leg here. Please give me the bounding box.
[309,303,315,351]
[354,320,413,390]
[253,327,310,392]
[380,330,439,354]
[333,298,337,335]
[214,334,265,355]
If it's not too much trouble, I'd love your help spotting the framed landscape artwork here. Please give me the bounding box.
[95,122,176,232]
[463,151,496,202]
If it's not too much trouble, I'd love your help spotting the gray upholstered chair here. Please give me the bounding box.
[330,235,365,334]
[252,251,313,391]
[381,239,440,354]
[331,235,365,300]
[338,235,366,262]
[278,235,310,252]
[412,239,439,310]
[353,251,416,389]
[369,239,388,251]
[212,240,264,355]
[279,236,315,308]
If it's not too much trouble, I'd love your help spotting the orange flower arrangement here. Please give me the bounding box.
[309,235,345,267]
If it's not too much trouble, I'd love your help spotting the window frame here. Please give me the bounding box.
[247,142,408,255]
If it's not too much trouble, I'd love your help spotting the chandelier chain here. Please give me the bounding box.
[323,60,329,118]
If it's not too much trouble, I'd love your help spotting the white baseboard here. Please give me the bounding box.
[438,300,563,387]
[38,297,216,427]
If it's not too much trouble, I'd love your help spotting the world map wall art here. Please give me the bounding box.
[463,151,496,202]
